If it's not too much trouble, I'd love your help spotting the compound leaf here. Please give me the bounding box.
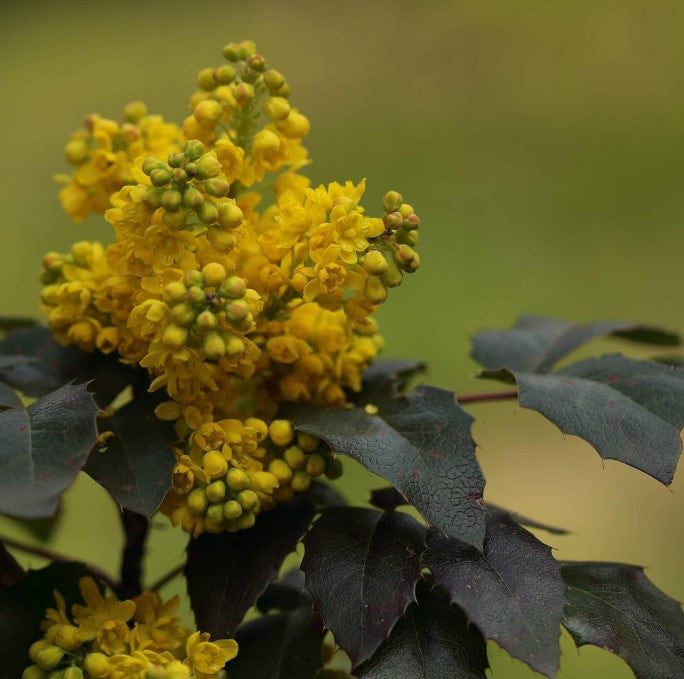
[425,515,565,677]
[301,506,426,667]
[562,562,684,679]
[0,383,98,518]
[287,384,486,548]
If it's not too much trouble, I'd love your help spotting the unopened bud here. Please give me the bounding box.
[217,202,243,229]
[269,459,293,484]
[217,275,247,299]
[22,666,47,679]
[197,67,216,91]
[164,281,187,305]
[197,201,219,224]
[206,480,227,503]
[385,211,402,230]
[171,168,188,184]
[264,69,286,92]
[223,499,243,519]
[195,154,222,180]
[394,244,416,267]
[63,668,84,679]
[207,227,237,253]
[187,488,208,514]
[214,64,236,84]
[204,178,230,197]
[124,100,147,122]
[399,203,414,218]
[269,419,294,447]
[264,97,291,121]
[363,250,388,276]
[194,100,223,125]
[404,213,420,229]
[143,186,164,209]
[161,190,182,211]
[84,653,111,678]
[290,470,311,493]
[283,445,306,469]
[196,310,219,332]
[226,300,249,322]
[381,259,403,288]
[203,332,225,360]
[150,168,170,186]
[183,186,204,209]
[162,324,188,349]
[142,156,165,175]
[247,53,266,71]
[184,140,205,161]
[325,456,344,480]
[224,334,245,358]
[364,276,388,304]
[201,262,227,287]
[35,645,64,670]
[170,303,195,327]
[162,208,187,230]
[65,138,89,164]
[222,42,242,62]
[186,285,206,306]
[383,191,403,212]
[203,450,228,478]
[277,112,309,138]
[233,82,255,105]
[206,504,225,525]
[226,468,250,491]
[167,151,185,168]
[237,511,256,529]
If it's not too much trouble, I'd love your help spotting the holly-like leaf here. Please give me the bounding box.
[0,325,140,408]
[425,515,565,677]
[562,562,684,679]
[301,506,426,667]
[0,543,23,591]
[360,359,427,401]
[356,579,489,679]
[0,561,98,679]
[472,315,679,373]
[186,487,330,637]
[0,383,99,518]
[84,391,176,518]
[483,355,684,484]
[287,385,486,548]
[230,588,324,679]
[257,570,307,614]
[485,503,569,535]
[0,381,22,409]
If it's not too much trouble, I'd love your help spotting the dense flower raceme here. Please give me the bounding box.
[41,40,421,535]
[22,577,237,679]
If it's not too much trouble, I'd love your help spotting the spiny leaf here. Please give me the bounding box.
[0,561,98,679]
[472,315,679,374]
[355,579,489,679]
[425,515,565,677]
[0,325,140,408]
[0,383,99,518]
[483,355,684,484]
[0,381,22,409]
[186,487,330,637]
[360,359,427,400]
[301,506,426,667]
[230,588,324,679]
[287,384,486,548]
[562,562,684,679]
[84,391,176,518]
[257,570,306,614]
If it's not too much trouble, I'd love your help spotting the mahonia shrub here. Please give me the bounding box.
[0,39,682,679]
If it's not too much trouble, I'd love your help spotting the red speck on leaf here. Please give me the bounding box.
[607,400,615,409]
[412,468,421,479]
[606,374,620,384]
[428,450,444,459]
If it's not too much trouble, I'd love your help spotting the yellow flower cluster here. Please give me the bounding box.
[22,577,237,679]
[41,40,421,534]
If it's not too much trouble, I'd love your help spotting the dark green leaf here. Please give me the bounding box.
[0,316,38,331]
[356,579,489,679]
[287,385,486,548]
[0,543,23,591]
[230,588,324,679]
[257,570,306,614]
[301,506,426,666]
[186,487,327,637]
[562,562,684,679]
[426,515,565,677]
[483,355,684,484]
[360,359,427,400]
[0,383,99,518]
[84,391,176,518]
[0,561,98,679]
[485,504,569,535]
[472,315,679,373]
[0,381,22,409]
[369,486,407,511]
[0,325,141,408]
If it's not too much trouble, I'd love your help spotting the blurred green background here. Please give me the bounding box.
[1,1,683,677]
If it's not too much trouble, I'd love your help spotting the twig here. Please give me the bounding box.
[0,534,119,591]
[117,510,149,599]
[457,389,518,404]
[149,562,185,592]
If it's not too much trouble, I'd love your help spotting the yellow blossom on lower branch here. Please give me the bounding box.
[22,577,236,679]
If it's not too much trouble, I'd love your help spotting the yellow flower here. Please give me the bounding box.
[184,631,238,678]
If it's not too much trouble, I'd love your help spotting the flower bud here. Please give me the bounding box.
[168,152,185,168]
[269,419,294,447]
[143,187,164,209]
[237,511,256,529]
[163,282,186,306]
[283,445,306,469]
[224,334,245,358]
[399,203,414,218]
[187,488,208,514]
[214,64,236,84]
[206,503,225,525]
[363,250,388,276]
[142,156,166,175]
[204,178,230,197]
[325,457,344,480]
[381,260,403,288]
[217,202,243,229]
[55,623,81,650]
[22,666,48,679]
[237,489,259,511]
[269,459,293,484]
[277,112,310,138]
[161,190,183,211]
[222,42,242,61]
[384,211,402,230]
[197,67,216,91]
[383,191,403,212]
[194,100,223,125]
[29,641,51,663]
[233,82,255,105]
[264,69,286,91]
[207,227,237,253]
[290,470,311,493]
[199,263,225,288]
[364,276,388,304]
[84,653,111,678]
[162,324,188,349]
[171,168,188,184]
[225,300,249,323]
[206,480,226,503]
[162,208,188,230]
[217,276,247,299]
[196,202,218,225]
[36,645,64,670]
[63,669,84,679]
[395,228,419,246]
[203,332,225,360]
[195,154,222,180]
[65,138,88,164]
[223,499,243,519]
[226,468,250,491]
[150,168,170,186]
[405,251,420,273]
[171,302,195,326]
[124,100,147,122]
[404,213,420,229]
[196,310,219,332]
[251,471,279,493]
[394,244,416,268]
[264,97,291,121]
[184,140,205,161]
[247,53,266,71]
[305,453,326,477]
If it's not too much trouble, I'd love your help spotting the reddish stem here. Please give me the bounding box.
[457,389,518,404]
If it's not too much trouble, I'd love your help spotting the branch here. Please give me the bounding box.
[457,389,518,405]
[0,534,118,592]
[148,562,185,592]
[117,509,149,599]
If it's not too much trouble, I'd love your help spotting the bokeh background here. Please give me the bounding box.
[1,1,683,677]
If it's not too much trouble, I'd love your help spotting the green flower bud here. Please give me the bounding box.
[65,139,89,165]
[325,456,344,480]
[217,202,243,229]
[383,191,403,212]
[185,162,198,176]
[297,432,320,453]
[171,168,188,184]
[195,154,222,180]
[164,281,187,305]
[184,269,203,286]
[162,324,188,349]
[202,262,227,287]
[214,64,236,84]
[394,244,416,268]
[269,459,293,484]
[277,82,291,98]
[204,178,230,198]
[142,156,166,175]
[395,228,419,246]
[143,186,164,209]
[206,503,225,524]
[84,653,110,678]
[264,69,286,92]
[239,40,257,57]
[290,470,311,493]
[187,488,208,514]
[183,186,204,209]
[203,332,225,360]
[264,96,291,121]
[29,641,51,663]
[63,668,84,679]
[223,499,243,519]
[161,190,183,211]
[381,258,403,288]
[224,334,245,358]
[124,100,147,122]
[283,445,306,470]
[237,489,259,512]
[222,42,242,62]
[233,82,255,105]
[384,211,403,230]
[150,168,170,186]
[217,276,247,299]
[403,213,420,229]
[247,53,266,71]
[36,645,64,670]
[206,480,227,503]
[237,511,256,529]
[305,453,326,477]
[197,67,217,91]
[22,665,48,679]
[186,285,206,306]
[399,203,414,218]
[162,208,187,230]
[405,251,420,273]
[207,227,237,253]
[167,152,185,168]
[194,100,223,125]
[226,300,250,322]
[197,201,219,224]
[196,310,218,332]
[225,467,249,491]
[364,276,388,304]
[184,140,205,161]
[363,250,388,276]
